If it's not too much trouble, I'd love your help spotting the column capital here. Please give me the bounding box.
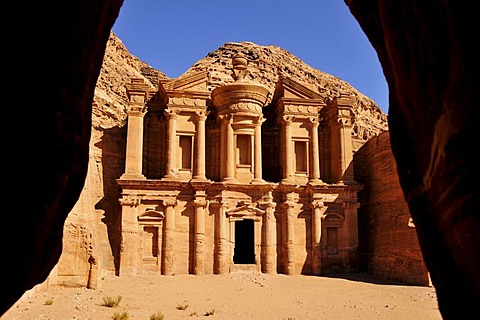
[126,103,147,116]
[342,201,360,209]
[281,115,294,124]
[254,115,265,125]
[311,200,324,209]
[119,197,140,207]
[193,199,208,208]
[195,110,209,121]
[258,201,277,210]
[164,108,179,119]
[307,117,320,127]
[162,199,178,207]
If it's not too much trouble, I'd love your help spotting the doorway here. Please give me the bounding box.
[233,219,255,264]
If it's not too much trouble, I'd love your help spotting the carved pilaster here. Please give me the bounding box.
[213,200,230,274]
[307,117,322,184]
[118,195,142,277]
[283,192,297,275]
[193,111,209,181]
[252,116,266,184]
[259,197,277,274]
[193,193,208,275]
[281,116,295,183]
[164,109,179,180]
[121,78,150,180]
[162,198,177,275]
[311,198,325,275]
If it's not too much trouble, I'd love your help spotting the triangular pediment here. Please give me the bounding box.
[273,77,323,101]
[160,70,208,92]
[226,205,264,218]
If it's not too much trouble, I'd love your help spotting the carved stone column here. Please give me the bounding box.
[219,115,226,179]
[164,109,178,179]
[259,195,277,274]
[162,198,177,275]
[311,198,325,275]
[193,193,207,275]
[282,116,294,183]
[193,111,208,181]
[224,115,236,182]
[334,93,354,183]
[309,117,322,184]
[121,78,149,180]
[283,193,297,274]
[338,114,354,183]
[216,201,230,274]
[119,197,141,276]
[252,116,265,184]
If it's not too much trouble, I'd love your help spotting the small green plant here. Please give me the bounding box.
[177,300,189,310]
[44,299,54,305]
[204,309,216,316]
[189,311,198,317]
[112,311,129,320]
[150,311,165,320]
[102,295,122,307]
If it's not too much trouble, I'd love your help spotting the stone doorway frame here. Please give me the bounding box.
[226,205,264,271]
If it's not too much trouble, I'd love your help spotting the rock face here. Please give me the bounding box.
[354,131,429,286]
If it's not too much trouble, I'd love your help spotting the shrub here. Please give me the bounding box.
[112,311,129,320]
[176,300,189,310]
[44,299,53,306]
[150,312,165,320]
[204,309,216,316]
[102,295,122,307]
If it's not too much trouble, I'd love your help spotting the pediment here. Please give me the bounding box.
[160,70,208,92]
[273,77,323,101]
[138,210,165,222]
[226,205,264,218]
[323,212,344,221]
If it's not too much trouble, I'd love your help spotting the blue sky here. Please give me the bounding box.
[112,0,389,113]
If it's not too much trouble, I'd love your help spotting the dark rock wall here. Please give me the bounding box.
[347,1,479,318]
[3,0,124,316]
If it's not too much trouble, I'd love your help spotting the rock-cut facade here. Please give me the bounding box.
[117,54,362,276]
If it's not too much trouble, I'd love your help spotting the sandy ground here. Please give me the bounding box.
[2,272,441,320]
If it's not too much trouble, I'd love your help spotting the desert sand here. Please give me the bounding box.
[2,272,441,320]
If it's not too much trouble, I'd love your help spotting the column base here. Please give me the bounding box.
[222,177,238,184]
[119,173,146,180]
[281,177,297,185]
[192,175,210,182]
[162,173,180,181]
[251,178,266,184]
[307,179,326,186]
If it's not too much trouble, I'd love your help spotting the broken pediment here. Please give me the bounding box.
[160,70,208,93]
[157,71,210,108]
[273,77,324,101]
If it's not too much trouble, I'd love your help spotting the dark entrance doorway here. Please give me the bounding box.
[233,219,255,264]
